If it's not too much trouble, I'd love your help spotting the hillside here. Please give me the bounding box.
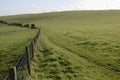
[1,10,120,80]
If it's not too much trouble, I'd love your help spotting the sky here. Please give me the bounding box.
[0,0,120,16]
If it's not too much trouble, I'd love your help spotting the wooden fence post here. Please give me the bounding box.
[9,67,17,80]
[26,46,31,76]
[31,41,35,59]
[34,37,36,47]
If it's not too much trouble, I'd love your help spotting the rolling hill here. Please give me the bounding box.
[1,10,120,80]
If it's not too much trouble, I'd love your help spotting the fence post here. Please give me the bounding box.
[34,37,36,47]
[26,46,31,76]
[9,67,17,80]
[36,29,40,48]
[31,41,35,59]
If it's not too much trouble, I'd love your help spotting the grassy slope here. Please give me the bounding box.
[1,10,120,80]
[0,24,37,79]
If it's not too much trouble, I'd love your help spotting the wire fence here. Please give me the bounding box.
[4,28,41,80]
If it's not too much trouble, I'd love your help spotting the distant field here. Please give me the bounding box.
[1,10,120,80]
[0,24,37,78]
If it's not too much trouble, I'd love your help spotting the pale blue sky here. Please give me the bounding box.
[0,0,120,16]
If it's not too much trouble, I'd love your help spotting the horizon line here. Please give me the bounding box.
[0,9,120,17]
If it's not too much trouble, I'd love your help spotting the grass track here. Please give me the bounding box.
[31,32,120,80]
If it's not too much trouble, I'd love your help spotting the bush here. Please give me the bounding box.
[23,24,29,28]
[31,24,36,29]
[0,20,7,24]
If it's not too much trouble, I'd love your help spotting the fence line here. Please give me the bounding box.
[4,28,41,80]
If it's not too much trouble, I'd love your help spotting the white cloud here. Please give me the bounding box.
[32,0,120,14]
[20,0,120,15]
[57,0,120,11]
[1,0,120,16]
[31,5,46,13]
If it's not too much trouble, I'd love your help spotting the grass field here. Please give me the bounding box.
[1,10,120,80]
[0,24,37,79]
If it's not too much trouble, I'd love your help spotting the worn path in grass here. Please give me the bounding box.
[46,32,120,75]
[31,32,120,80]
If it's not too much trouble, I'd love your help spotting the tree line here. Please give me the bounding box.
[0,20,36,29]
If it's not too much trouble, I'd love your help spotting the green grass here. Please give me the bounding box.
[0,24,37,79]
[1,10,120,80]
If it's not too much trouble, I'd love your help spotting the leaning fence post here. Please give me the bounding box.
[9,67,17,80]
[26,46,31,75]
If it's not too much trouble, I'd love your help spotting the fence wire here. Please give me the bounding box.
[4,28,40,80]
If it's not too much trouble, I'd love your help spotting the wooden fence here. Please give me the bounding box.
[4,28,41,80]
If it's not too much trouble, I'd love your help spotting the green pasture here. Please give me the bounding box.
[1,10,120,80]
[0,24,37,78]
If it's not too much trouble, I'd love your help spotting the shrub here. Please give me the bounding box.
[23,24,29,28]
[31,24,36,29]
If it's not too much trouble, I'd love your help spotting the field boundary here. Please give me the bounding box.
[0,20,36,29]
[4,28,41,80]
